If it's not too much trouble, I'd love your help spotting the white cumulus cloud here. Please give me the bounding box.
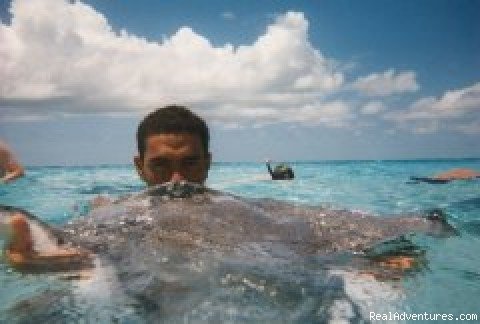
[386,82,480,121]
[353,69,419,96]
[385,82,480,134]
[0,0,347,126]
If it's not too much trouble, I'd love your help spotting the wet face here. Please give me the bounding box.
[134,133,211,186]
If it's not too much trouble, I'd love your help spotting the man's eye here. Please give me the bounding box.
[150,164,166,171]
[184,159,199,167]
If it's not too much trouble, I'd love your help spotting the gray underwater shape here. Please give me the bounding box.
[0,181,456,323]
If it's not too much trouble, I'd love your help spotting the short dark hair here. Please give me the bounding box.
[137,105,209,159]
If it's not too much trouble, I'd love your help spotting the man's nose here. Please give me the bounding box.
[169,171,186,182]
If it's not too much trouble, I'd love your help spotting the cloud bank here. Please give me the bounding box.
[0,0,347,125]
[385,82,480,133]
[0,0,478,134]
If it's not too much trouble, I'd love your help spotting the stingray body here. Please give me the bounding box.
[0,182,455,322]
[409,168,480,184]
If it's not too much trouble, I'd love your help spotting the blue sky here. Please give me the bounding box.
[0,0,479,165]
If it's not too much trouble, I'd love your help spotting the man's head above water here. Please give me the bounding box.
[134,105,211,186]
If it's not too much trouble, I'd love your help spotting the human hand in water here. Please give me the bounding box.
[0,166,25,183]
[4,213,93,272]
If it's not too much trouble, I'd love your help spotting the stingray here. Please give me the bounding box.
[409,168,480,184]
[0,182,456,322]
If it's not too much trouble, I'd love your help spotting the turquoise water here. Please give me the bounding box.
[1,159,479,321]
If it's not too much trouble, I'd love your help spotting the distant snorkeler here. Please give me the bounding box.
[265,159,294,180]
[409,168,480,184]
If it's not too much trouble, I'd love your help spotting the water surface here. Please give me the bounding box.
[1,159,479,321]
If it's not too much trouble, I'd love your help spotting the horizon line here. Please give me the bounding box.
[24,157,480,168]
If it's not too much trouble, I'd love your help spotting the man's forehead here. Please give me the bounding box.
[146,133,202,150]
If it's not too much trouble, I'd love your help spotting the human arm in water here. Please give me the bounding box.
[265,159,274,177]
[0,142,25,183]
[1,207,93,272]
[1,166,24,183]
